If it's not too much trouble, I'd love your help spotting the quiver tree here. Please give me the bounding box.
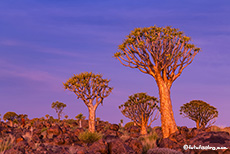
[119,93,159,135]
[51,101,67,120]
[64,72,113,132]
[114,26,200,138]
[45,114,50,120]
[75,113,86,128]
[96,117,100,125]
[120,119,124,127]
[180,100,218,128]
[3,112,18,126]
[64,115,68,120]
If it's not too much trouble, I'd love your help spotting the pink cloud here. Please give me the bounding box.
[0,39,83,58]
[0,59,58,82]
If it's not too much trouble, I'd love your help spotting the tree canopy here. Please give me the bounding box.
[114,26,200,86]
[64,72,113,107]
[180,100,218,128]
[51,101,67,120]
[119,93,159,135]
[3,112,18,121]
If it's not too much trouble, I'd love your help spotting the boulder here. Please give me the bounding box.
[69,145,88,154]
[103,129,117,136]
[88,139,108,154]
[47,125,63,136]
[130,133,140,138]
[73,128,84,136]
[188,131,230,154]
[96,124,105,132]
[104,135,119,142]
[125,138,143,154]
[53,135,65,145]
[109,124,119,131]
[128,126,140,133]
[108,138,136,154]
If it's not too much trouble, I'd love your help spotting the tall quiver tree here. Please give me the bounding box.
[119,93,159,135]
[51,101,67,120]
[114,26,201,138]
[64,72,113,132]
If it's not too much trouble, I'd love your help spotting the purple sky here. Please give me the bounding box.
[0,1,229,128]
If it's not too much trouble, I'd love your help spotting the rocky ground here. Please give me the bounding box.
[0,119,230,154]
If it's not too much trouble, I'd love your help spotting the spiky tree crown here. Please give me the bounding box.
[3,112,18,121]
[119,93,159,127]
[63,72,113,106]
[180,100,218,127]
[76,113,83,120]
[114,26,200,83]
[51,101,66,114]
[52,101,67,110]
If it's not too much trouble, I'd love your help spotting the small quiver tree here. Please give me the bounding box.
[119,93,159,135]
[120,119,124,127]
[64,115,68,120]
[76,113,85,128]
[180,100,218,128]
[64,72,113,132]
[45,114,50,120]
[3,112,18,127]
[96,117,100,125]
[51,101,67,120]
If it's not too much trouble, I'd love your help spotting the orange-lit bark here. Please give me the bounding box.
[88,107,96,132]
[157,78,177,138]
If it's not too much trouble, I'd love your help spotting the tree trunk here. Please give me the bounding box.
[140,123,147,135]
[10,121,13,127]
[79,120,82,128]
[157,79,178,138]
[88,107,96,132]
[58,113,61,120]
[196,120,200,128]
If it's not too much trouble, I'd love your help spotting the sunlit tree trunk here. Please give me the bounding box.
[157,79,178,138]
[79,120,82,128]
[196,120,200,129]
[88,107,96,132]
[10,121,13,127]
[140,118,147,135]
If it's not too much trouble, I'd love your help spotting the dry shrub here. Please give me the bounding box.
[78,130,102,144]
[0,135,15,153]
